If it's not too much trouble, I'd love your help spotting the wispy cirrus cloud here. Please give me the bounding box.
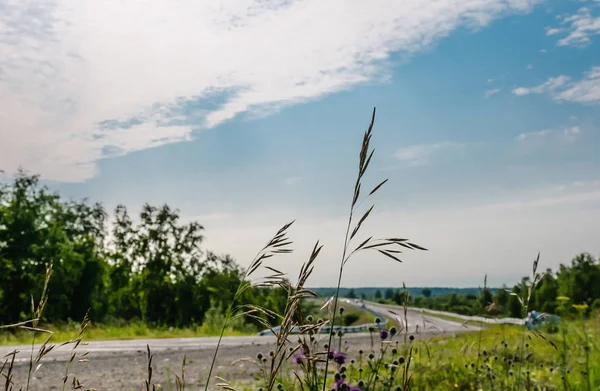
[516,126,581,141]
[0,0,542,182]
[512,75,571,96]
[484,88,501,98]
[512,66,600,104]
[516,129,553,141]
[394,142,465,167]
[547,6,600,47]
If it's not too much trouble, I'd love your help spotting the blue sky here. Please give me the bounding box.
[1,0,599,287]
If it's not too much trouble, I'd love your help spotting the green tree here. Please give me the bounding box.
[111,203,205,326]
[421,288,432,298]
[508,286,523,318]
[495,285,510,313]
[0,171,109,323]
[556,253,600,314]
[347,288,356,299]
[392,289,410,306]
[384,288,394,300]
[374,289,382,299]
[479,287,494,312]
[531,270,558,314]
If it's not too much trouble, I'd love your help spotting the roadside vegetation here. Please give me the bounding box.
[1,107,599,390]
[0,172,290,342]
[354,253,600,319]
[0,317,253,346]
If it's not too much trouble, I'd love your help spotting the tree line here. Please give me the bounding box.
[367,253,600,319]
[0,171,288,329]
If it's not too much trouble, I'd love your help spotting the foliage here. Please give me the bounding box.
[0,171,289,332]
[399,254,600,320]
[248,318,599,391]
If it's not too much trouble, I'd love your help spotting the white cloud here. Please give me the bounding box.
[555,66,600,103]
[547,6,600,47]
[513,66,600,104]
[511,75,571,96]
[512,87,532,96]
[0,0,542,182]
[516,129,552,140]
[563,125,581,137]
[517,126,581,141]
[484,88,501,98]
[526,64,534,70]
[394,142,464,167]
[545,27,563,36]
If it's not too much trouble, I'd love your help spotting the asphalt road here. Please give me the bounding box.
[356,300,480,334]
[0,335,279,364]
[0,302,476,365]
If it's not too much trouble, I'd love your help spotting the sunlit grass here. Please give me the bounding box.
[0,321,252,346]
[231,317,599,391]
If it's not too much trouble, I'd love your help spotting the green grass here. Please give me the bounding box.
[235,316,599,391]
[303,298,379,327]
[404,317,599,390]
[0,321,253,346]
[339,305,378,326]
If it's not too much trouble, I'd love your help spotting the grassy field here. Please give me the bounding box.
[237,315,599,391]
[404,318,599,389]
[0,321,251,346]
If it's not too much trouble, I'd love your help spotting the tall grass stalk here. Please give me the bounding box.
[204,221,295,391]
[511,253,544,389]
[320,107,427,391]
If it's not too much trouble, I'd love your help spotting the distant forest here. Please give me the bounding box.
[312,287,495,300]
[315,252,600,319]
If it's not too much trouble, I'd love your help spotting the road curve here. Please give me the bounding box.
[344,299,481,334]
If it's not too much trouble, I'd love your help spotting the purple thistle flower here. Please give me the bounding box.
[334,379,350,390]
[379,329,389,340]
[333,352,347,365]
[292,353,306,365]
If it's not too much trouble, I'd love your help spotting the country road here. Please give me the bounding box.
[0,301,476,364]
[344,299,481,334]
[0,304,479,390]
